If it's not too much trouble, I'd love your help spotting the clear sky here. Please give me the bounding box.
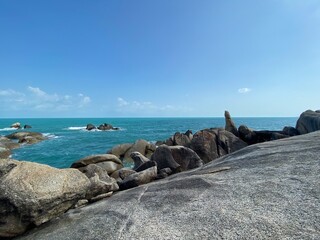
[0,0,319,118]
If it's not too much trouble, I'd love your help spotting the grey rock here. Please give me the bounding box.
[296,109,320,134]
[111,168,136,181]
[17,131,320,240]
[10,122,21,129]
[23,125,32,129]
[97,123,114,131]
[71,154,123,175]
[107,143,133,159]
[119,166,157,190]
[169,145,203,171]
[130,151,150,170]
[282,126,299,136]
[0,159,90,238]
[156,167,173,179]
[224,110,238,136]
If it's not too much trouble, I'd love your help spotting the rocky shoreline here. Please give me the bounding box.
[1,109,320,238]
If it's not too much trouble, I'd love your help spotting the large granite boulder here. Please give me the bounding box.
[0,145,11,158]
[71,154,123,175]
[0,159,91,238]
[169,145,203,171]
[224,110,238,136]
[161,130,193,147]
[119,166,157,190]
[190,128,247,163]
[17,131,320,240]
[5,132,48,145]
[131,151,150,170]
[150,145,181,173]
[296,109,320,134]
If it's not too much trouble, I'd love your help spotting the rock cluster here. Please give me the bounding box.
[1,109,320,238]
[86,123,119,131]
[10,122,32,129]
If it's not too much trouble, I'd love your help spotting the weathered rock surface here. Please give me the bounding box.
[17,131,320,240]
[296,109,320,134]
[0,159,91,238]
[97,123,118,131]
[161,130,193,147]
[110,168,136,181]
[190,128,247,163]
[224,110,238,136]
[71,154,123,175]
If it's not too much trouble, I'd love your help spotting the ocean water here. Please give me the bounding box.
[0,117,297,168]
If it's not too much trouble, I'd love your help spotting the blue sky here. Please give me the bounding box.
[0,0,319,117]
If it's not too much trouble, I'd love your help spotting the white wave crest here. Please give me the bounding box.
[0,127,17,131]
[67,126,87,131]
[43,133,59,139]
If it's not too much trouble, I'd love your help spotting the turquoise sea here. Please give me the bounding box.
[0,117,297,168]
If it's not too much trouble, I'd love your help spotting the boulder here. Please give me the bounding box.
[190,128,247,163]
[296,109,320,134]
[78,164,119,199]
[23,125,32,129]
[18,131,320,240]
[156,167,173,179]
[0,146,11,158]
[0,159,91,238]
[119,166,157,190]
[172,131,192,146]
[10,122,21,129]
[123,139,154,160]
[0,137,20,150]
[86,124,96,131]
[131,151,150,170]
[224,110,238,136]
[150,145,181,173]
[71,154,123,175]
[169,146,203,171]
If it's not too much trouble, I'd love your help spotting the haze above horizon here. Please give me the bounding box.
[1,0,319,118]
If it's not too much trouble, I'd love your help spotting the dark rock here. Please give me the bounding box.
[110,168,136,181]
[23,125,32,129]
[17,131,320,240]
[71,154,123,175]
[156,167,173,179]
[131,151,150,170]
[224,110,238,136]
[0,159,90,238]
[135,161,157,172]
[282,126,299,136]
[150,145,181,173]
[190,128,247,163]
[239,125,289,145]
[169,145,203,171]
[184,130,193,140]
[86,124,96,131]
[173,132,192,147]
[98,123,113,131]
[296,109,320,134]
[119,166,157,190]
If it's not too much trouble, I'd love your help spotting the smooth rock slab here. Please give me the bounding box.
[17,131,320,240]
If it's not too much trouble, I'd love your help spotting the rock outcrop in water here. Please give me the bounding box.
[15,131,320,240]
